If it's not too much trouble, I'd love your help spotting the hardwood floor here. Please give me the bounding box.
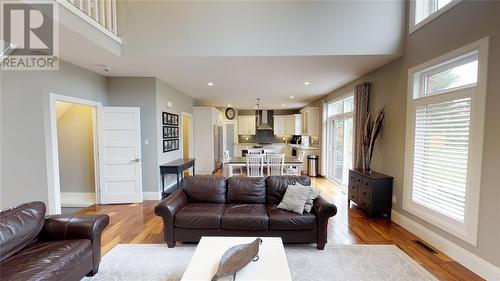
[77,177,482,281]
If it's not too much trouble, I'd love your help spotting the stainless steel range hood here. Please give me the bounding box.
[257,110,273,130]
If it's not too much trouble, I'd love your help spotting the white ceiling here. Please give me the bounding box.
[56,0,405,109]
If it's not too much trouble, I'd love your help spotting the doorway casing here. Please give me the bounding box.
[47,93,101,214]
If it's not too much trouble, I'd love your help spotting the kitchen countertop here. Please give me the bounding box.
[288,144,319,150]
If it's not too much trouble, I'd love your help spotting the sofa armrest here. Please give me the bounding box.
[154,190,188,218]
[40,214,110,275]
[313,196,337,219]
[313,196,337,249]
[154,190,188,247]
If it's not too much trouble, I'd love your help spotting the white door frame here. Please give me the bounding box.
[47,93,102,214]
[181,112,194,158]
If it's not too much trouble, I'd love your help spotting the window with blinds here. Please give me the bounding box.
[412,97,471,222]
[404,39,487,246]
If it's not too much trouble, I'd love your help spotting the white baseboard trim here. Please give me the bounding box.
[61,192,95,208]
[392,210,500,280]
[143,192,161,200]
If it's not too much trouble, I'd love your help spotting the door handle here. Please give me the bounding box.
[132,158,140,163]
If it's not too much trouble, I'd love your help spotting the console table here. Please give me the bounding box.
[348,169,393,219]
[160,158,195,197]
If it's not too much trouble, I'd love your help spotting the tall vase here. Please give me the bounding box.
[361,144,370,172]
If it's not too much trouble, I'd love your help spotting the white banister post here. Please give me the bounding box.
[98,0,105,25]
[94,0,99,22]
[111,0,117,35]
[105,0,112,31]
[88,0,92,16]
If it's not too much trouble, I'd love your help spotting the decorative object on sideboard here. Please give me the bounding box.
[211,238,263,281]
[361,107,385,172]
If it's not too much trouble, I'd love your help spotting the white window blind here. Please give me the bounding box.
[412,97,471,222]
[404,38,488,245]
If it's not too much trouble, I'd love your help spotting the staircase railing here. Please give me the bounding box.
[57,0,120,42]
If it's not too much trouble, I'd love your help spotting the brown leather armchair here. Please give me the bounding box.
[0,201,109,281]
[155,175,337,250]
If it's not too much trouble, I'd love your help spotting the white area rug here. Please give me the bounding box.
[83,244,437,281]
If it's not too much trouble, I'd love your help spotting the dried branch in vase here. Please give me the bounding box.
[362,107,385,172]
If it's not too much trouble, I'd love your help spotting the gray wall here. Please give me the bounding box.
[1,60,108,211]
[156,79,194,191]
[57,104,95,193]
[107,77,158,192]
[307,1,500,267]
[106,77,194,193]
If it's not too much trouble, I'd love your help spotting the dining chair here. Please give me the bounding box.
[267,153,285,176]
[285,150,306,176]
[246,154,263,177]
[247,148,262,155]
[263,148,277,162]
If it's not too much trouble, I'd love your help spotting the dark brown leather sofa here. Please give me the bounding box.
[0,201,109,281]
[155,175,337,250]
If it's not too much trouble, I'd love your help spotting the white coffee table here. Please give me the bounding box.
[181,237,292,281]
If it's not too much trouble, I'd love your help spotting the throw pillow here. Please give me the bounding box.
[292,182,320,213]
[304,188,320,213]
[277,185,312,214]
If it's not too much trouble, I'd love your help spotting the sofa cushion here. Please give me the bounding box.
[182,176,227,203]
[0,239,92,281]
[221,204,268,231]
[175,203,226,229]
[227,177,266,204]
[266,176,312,204]
[267,204,317,230]
[0,201,46,262]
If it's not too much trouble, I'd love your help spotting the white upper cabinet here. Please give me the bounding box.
[275,114,301,136]
[273,116,287,136]
[300,107,319,136]
[285,114,302,135]
[238,115,256,135]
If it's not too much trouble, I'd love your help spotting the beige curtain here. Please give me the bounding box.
[353,82,370,170]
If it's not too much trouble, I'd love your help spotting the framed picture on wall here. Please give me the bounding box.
[162,112,179,126]
[163,126,179,139]
[163,139,179,152]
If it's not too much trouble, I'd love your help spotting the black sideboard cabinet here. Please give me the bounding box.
[348,169,394,219]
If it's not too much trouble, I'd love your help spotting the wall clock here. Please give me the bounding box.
[225,108,236,120]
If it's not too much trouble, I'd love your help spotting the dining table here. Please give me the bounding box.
[226,156,303,177]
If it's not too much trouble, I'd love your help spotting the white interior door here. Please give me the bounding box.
[98,107,143,204]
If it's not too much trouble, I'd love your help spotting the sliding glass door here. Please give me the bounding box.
[327,96,354,189]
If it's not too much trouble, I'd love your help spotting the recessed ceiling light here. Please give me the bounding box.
[281,104,286,107]
[207,82,214,86]
[290,96,294,99]
[304,81,310,85]
[227,104,232,107]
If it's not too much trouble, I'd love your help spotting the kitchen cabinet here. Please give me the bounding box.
[275,114,301,136]
[273,115,287,136]
[238,115,256,135]
[300,107,319,137]
[285,114,301,135]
